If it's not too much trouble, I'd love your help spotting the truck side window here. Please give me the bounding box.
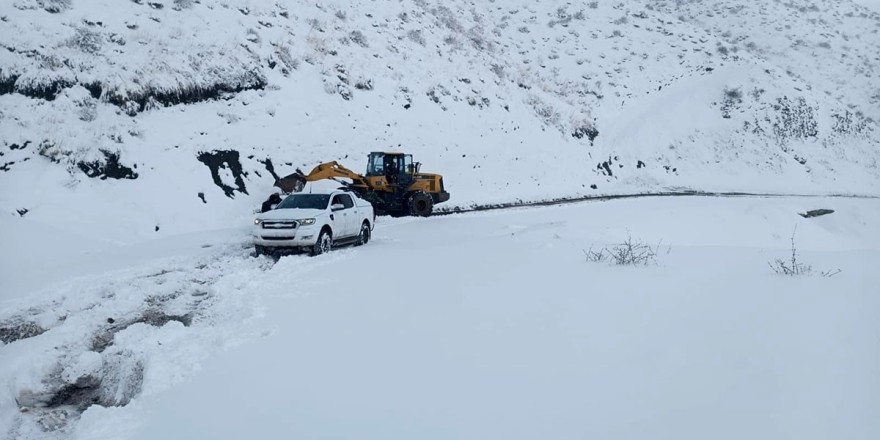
[331,195,343,208]
[339,194,354,209]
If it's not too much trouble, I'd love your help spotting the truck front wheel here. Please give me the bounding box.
[311,229,332,256]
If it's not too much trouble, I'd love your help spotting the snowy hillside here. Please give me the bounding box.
[1,0,879,244]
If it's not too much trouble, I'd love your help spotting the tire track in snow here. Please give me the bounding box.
[0,244,283,439]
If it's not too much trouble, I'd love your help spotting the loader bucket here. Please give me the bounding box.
[275,171,308,193]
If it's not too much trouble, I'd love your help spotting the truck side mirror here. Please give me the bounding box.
[331,203,345,211]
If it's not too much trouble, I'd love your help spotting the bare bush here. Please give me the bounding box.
[432,5,465,33]
[274,44,299,73]
[467,26,491,51]
[771,96,818,144]
[67,27,103,54]
[39,0,70,13]
[307,18,324,32]
[245,29,260,44]
[584,235,667,266]
[354,78,373,91]
[769,228,841,277]
[77,96,98,121]
[721,86,743,119]
[526,95,560,126]
[349,30,369,48]
[549,7,574,27]
[490,63,505,79]
[407,29,426,46]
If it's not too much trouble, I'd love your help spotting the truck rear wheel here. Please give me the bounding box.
[407,191,433,217]
[355,221,371,246]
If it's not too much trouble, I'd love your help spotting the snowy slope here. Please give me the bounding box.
[650,0,880,122]
[2,196,879,439]
[1,0,879,245]
[855,0,880,12]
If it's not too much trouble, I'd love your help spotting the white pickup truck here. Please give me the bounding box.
[253,190,374,256]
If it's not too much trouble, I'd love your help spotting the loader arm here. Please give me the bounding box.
[287,161,370,192]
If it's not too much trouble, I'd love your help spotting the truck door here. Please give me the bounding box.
[331,194,356,237]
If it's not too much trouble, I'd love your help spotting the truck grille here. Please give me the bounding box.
[262,220,297,229]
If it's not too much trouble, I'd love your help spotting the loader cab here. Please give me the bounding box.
[366,152,418,188]
[366,152,413,176]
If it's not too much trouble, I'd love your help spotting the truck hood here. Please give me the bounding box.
[257,208,325,221]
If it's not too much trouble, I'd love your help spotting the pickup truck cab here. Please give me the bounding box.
[253,190,374,256]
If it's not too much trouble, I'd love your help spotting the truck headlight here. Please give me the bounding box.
[299,218,316,225]
[254,218,262,225]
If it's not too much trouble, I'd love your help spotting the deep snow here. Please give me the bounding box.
[2,196,879,440]
[2,1,880,438]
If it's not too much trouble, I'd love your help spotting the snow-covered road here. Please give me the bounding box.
[3,196,879,440]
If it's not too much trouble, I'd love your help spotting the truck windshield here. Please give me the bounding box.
[276,194,331,210]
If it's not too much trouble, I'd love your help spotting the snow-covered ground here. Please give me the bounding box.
[854,0,880,12]
[2,0,880,438]
[3,196,879,439]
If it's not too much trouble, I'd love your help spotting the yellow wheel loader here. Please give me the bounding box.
[276,152,450,217]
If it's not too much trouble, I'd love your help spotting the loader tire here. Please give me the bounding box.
[407,191,433,217]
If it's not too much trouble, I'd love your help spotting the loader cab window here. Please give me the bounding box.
[385,156,401,174]
[385,155,401,185]
[403,155,414,175]
[366,153,386,176]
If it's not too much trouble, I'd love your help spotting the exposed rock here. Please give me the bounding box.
[197,150,248,198]
[572,125,599,145]
[799,209,834,218]
[76,150,138,180]
[258,157,280,180]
